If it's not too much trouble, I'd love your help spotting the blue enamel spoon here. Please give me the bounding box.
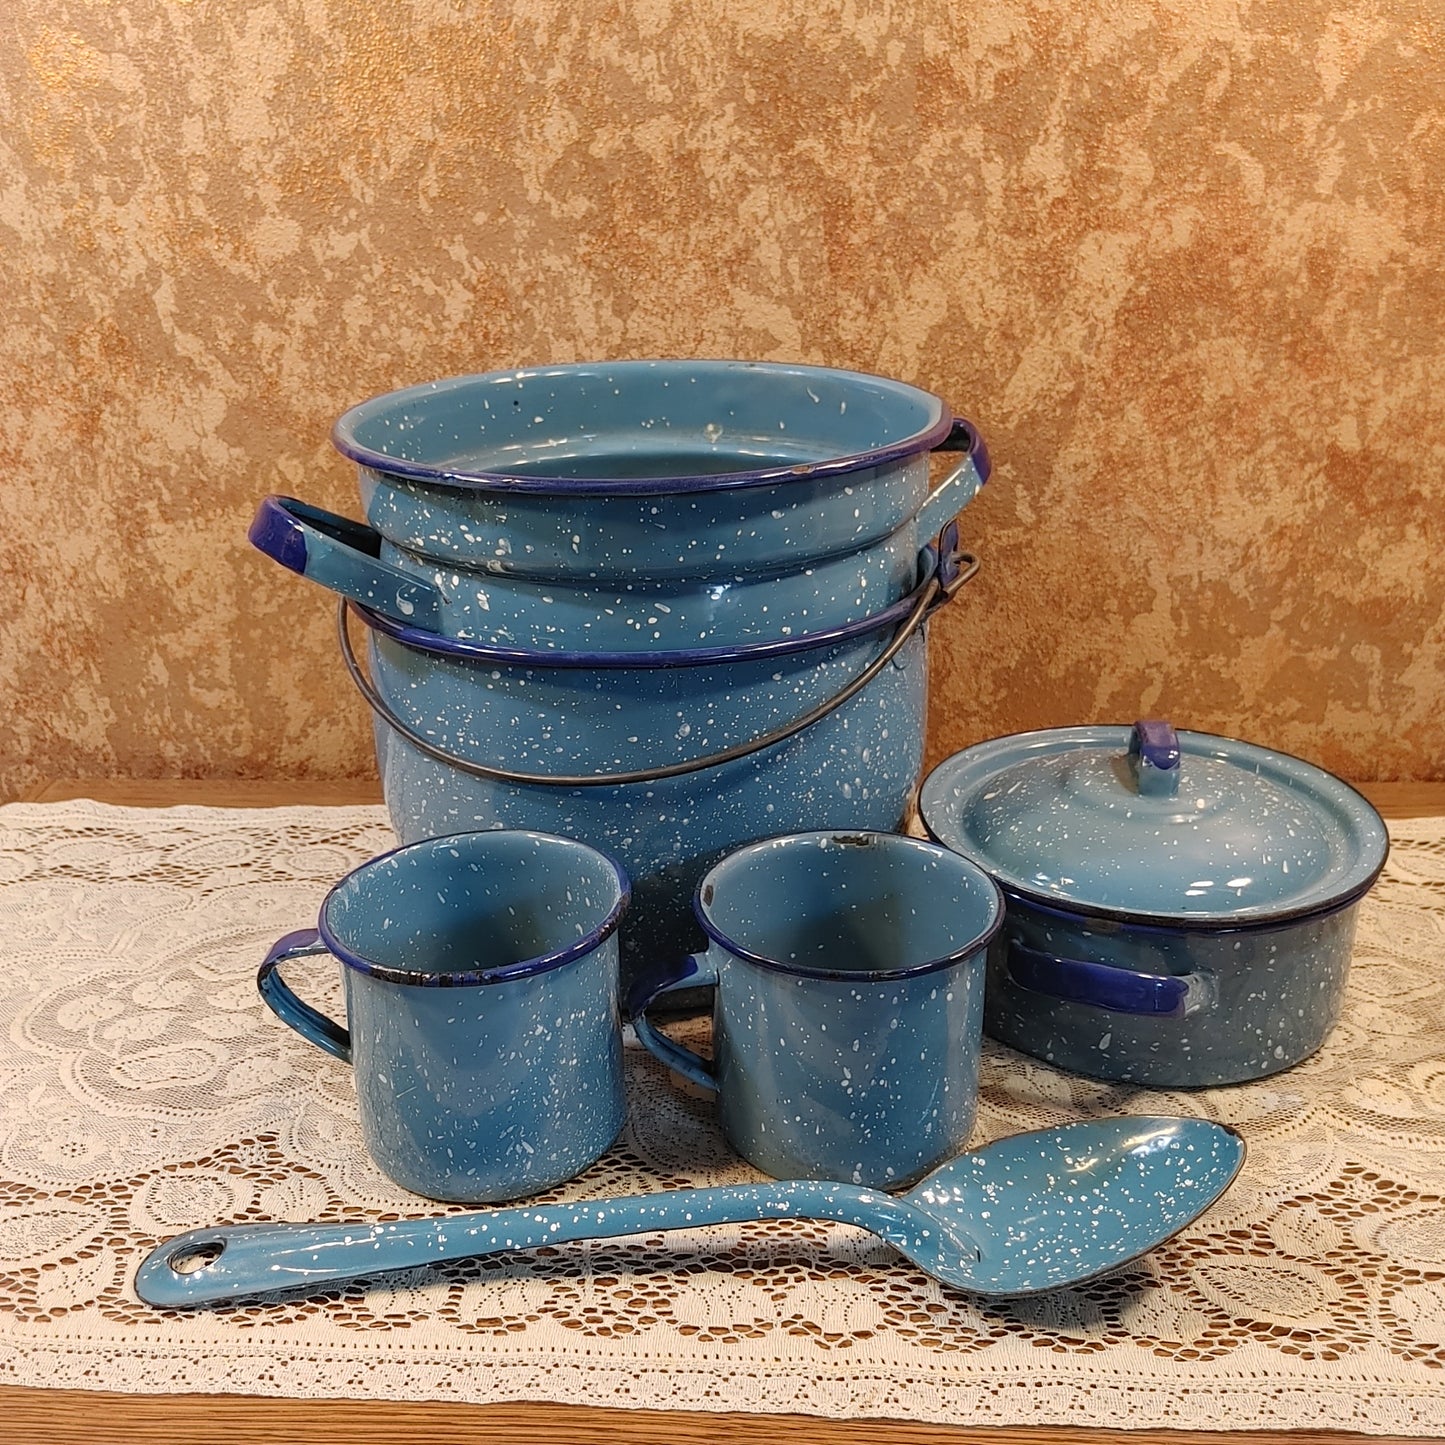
[134,1116,1243,1307]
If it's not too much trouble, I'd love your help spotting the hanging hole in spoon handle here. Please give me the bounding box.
[133,1229,234,1306]
[167,1238,227,1275]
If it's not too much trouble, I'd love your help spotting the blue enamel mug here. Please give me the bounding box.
[257,830,630,1203]
[629,831,1005,1189]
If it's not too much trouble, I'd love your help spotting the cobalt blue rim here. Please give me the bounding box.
[918,724,1390,929]
[316,831,631,987]
[331,361,966,497]
[349,546,941,669]
[993,876,1380,936]
[691,830,1006,981]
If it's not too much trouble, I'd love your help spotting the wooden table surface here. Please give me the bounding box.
[4,775,1441,1445]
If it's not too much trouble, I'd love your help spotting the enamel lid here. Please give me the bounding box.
[918,721,1389,926]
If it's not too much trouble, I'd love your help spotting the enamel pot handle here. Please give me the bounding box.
[249,495,443,631]
[914,416,991,540]
[1003,938,1194,1017]
[339,540,978,789]
[256,928,353,1062]
[628,953,719,1092]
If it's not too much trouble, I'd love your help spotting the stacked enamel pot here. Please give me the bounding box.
[250,360,990,990]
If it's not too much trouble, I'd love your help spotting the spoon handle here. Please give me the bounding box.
[134,1179,895,1308]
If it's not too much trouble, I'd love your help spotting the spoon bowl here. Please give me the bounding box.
[134,1116,1243,1308]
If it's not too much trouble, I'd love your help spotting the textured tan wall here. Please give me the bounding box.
[2,0,1442,799]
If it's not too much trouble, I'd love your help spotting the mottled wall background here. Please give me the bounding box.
[2,0,1442,798]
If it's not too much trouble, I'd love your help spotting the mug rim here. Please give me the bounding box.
[318,829,630,987]
[692,829,1005,981]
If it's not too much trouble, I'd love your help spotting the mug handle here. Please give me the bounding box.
[628,953,719,1094]
[256,928,353,1063]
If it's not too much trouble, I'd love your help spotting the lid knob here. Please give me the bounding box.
[1128,719,1181,797]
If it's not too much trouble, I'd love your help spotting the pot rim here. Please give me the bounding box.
[692,829,1006,981]
[991,879,1376,936]
[919,724,1390,930]
[317,830,630,986]
[332,359,956,497]
[349,543,941,668]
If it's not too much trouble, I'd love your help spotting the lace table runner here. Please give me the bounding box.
[2,799,1444,1431]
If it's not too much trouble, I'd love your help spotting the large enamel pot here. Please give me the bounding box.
[343,547,966,993]
[919,721,1389,1088]
[248,360,989,652]
[250,361,991,994]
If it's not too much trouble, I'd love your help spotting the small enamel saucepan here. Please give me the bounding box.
[919,720,1389,1087]
[134,1116,1243,1307]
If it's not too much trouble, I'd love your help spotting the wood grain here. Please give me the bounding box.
[4,778,1439,1444]
[0,1384,1430,1445]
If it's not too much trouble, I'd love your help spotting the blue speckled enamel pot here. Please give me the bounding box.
[249,362,989,994]
[630,831,1005,1188]
[248,360,990,652]
[256,831,629,1203]
[919,721,1390,1088]
[351,577,937,991]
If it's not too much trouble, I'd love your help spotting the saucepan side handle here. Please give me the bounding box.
[1002,938,1200,1017]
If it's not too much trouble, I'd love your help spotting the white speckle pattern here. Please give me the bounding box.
[313,363,982,988]
[373,627,928,989]
[277,831,628,1203]
[981,902,1361,1087]
[921,724,1388,923]
[346,363,951,655]
[638,832,1003,1187]
[920,725,1389,1087]
[136,1116,1245,1307]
